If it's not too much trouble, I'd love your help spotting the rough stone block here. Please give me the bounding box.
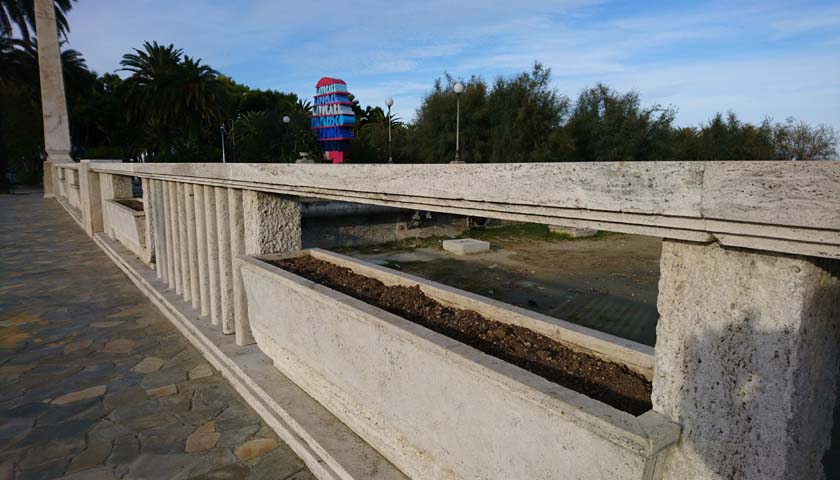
[654,240,840,480]
[442,238,490,255]
[548,225,599,238]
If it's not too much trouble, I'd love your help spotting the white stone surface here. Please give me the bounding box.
[240,250,679,480]
[193,185,210,316]
[177,183,191,300]
[442,238,490,255]
[185,184,200,310]
[654,240,840,480]
[142,178,155,265]
[103,199,148,262]
[204,186,221,326]
[86,161,840,259]
[93,234,408,480]
[34,0,72,176]
[229,189,250,343]
[167,182,181,293]
[215,187,234,335]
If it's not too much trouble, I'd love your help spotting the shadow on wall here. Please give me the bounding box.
[659,273,840,479]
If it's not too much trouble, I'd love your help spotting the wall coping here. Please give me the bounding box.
[84,161,840,259]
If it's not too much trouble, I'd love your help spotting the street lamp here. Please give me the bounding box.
[453,82,465,163]
[220,124,227,163]
[282,116,292,162]
[385,97,394,163]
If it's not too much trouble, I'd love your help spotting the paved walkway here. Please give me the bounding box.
[0,192,314,480]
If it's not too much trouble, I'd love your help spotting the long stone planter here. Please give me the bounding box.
[238,249,680,480]
[104,199,151,264]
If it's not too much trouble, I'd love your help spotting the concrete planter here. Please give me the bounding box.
[104,199,151,264]
[239,249,680,480]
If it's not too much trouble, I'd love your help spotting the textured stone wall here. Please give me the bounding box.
[243,191,301,255]
[654,240,840,480]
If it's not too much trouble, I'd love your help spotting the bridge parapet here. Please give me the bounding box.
[48,160,839,480]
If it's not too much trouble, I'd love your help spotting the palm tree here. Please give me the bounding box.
[1,0,75,43]
[119,41,222,160]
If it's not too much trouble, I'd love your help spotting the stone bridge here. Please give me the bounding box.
[6,1,840,478]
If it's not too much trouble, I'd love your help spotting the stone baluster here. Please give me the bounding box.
[152,180,168,283]
[185,184,200,309]
[166,182,180,293]
[141,178,155,265]
[193,185,210,316]
[228,189,245,340]
[177,183,190,300]
[215,187,234,334]
[204,186,221,326]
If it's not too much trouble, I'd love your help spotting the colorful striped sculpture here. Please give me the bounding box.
[311,77,355,163]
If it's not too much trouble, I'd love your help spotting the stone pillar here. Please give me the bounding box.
[215,188,234,334]
[193,185,210,316]
[204,186,221,326]
[228,189,248,343]
[167,182,181,294]
[78,161,104,236]
[141,178,155,264]
[185,185,200,309]
[177,183,190,299]
[152,180,168,283]
[237,190,301,346]
[34,0,73,198]
[653,240,840,480]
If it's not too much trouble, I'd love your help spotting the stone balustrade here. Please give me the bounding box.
[48,160,840,480]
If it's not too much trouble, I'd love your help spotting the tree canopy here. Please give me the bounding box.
[1,34,838,191]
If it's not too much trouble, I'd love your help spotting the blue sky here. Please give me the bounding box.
[66,0,840,129]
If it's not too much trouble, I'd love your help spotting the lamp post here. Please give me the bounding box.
[220,124,226,163]
[453,82,464,163]
[385,97,394,163]
[282,115,291,162]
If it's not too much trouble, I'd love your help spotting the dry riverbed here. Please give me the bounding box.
[334,225,662,347]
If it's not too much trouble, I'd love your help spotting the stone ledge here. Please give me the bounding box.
[92,234,407,480]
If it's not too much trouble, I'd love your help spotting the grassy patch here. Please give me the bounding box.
[333,223,615,255]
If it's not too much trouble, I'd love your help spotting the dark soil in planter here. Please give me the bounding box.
[115,199,144,212]
[271,255,653,416]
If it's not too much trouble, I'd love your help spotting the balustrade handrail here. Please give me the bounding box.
[84,160,840,259]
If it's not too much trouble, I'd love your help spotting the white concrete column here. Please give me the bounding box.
[654,240,840,480]
[78,161,103,236]
[228,189,247,341]
[204,186,221,326]
[99,174,130,238]
[193,185,210,316]
[215,187,234,334]
[185,184,200,309]
[141,178,155,265]
[34,0,72,198]
[177,183,190,300]
[236,190,302,346]
[152,180,168,282]
[167,182,181,293]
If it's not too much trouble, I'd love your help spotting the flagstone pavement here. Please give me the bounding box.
[0,191,314,480]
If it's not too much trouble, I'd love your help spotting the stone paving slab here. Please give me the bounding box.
[1,192,312,480]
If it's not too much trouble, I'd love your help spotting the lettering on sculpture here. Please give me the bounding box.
[311,77,355,163]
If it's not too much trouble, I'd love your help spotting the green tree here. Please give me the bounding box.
[409,75,490,163]
[1,0,74,42]
[486,63,571,162]
[119,41,223,161]
[770,117,838,161]
[567,83,676,162]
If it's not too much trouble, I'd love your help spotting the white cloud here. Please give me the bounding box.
[64,0,840,130]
